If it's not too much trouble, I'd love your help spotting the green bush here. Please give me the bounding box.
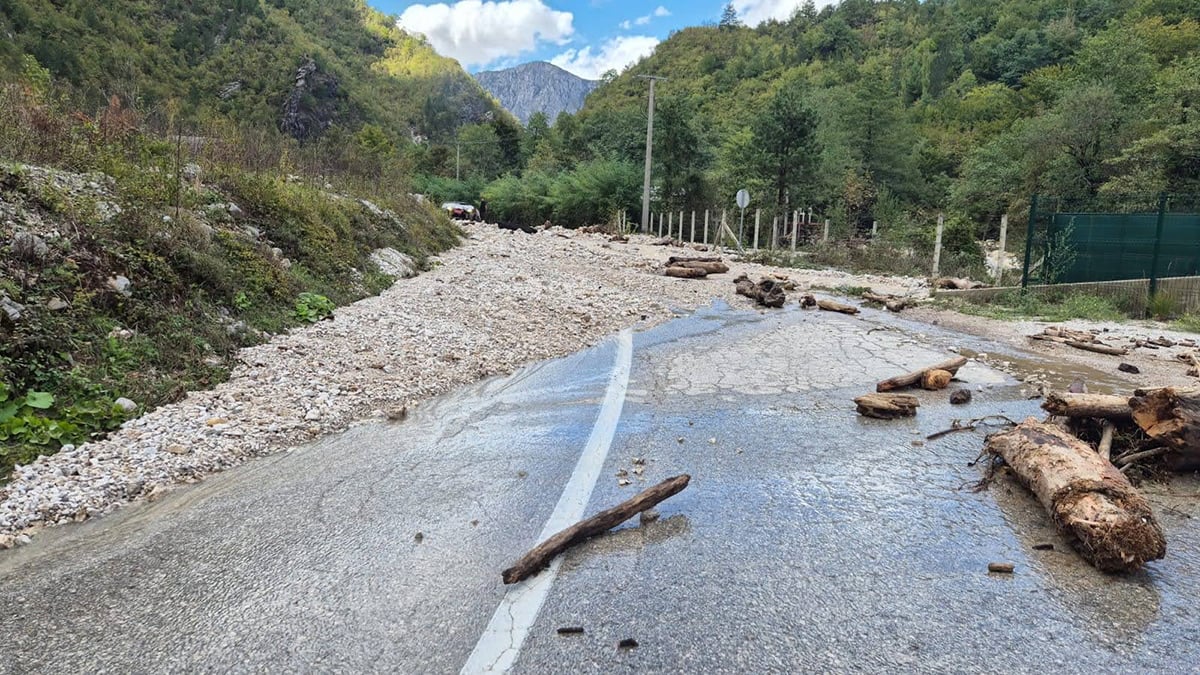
[294,293,335,322]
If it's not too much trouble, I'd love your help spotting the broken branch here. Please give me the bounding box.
[1040,392,1132,421]
[876,356,969,393]
[501,475,691,584]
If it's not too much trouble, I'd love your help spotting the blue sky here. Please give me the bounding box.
[366,1,820,79]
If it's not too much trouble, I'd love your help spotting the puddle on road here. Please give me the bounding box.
[958,347,1131,395]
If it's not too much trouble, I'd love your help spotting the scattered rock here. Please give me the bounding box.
[639,509,660,525]
[413,531,424,543]
[618,638,639,650]
[1032,543,1055,551]
[11,231,49,261]
[950,389,973,405]
[370,248,418,279]
[1118,363,1141,374]
[114,398,138,414]
[106,275,132,297]
[46,297,69,311]
[1,295,25,322]
[165,444,190,455]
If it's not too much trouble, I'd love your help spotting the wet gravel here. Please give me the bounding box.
[0,224,926,546]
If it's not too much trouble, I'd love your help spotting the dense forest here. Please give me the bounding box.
[475,0,1200,243]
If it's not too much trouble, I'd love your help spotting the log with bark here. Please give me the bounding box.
[876,356,969,393]
[667,256,730,274]
[921,369,953,391]
[1177,352,1200,378]
[1066,340,1129,356]
[985,419,1166,572]
[502,475,691,584]
[1129,387,1200,470]
[854,393,919,419]
[934,277,986,290]
[733,274,786,308]
[798,294,817,309]
[664,266,707,279]
[817,299,860,315]
[1041,392,1132,421]
[861,292,915,312]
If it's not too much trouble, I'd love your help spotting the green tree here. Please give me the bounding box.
[751,80,820,209]
[720,4,742,30]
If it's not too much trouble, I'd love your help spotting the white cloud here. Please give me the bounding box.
[398,0,574,69]
[621,5,671,30]
[551,35,660,80]
[731,0,834,26]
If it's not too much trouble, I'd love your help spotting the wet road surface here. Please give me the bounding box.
[1,302,1199,673]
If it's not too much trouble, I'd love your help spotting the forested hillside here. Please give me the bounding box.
[0,0,515,169]
[482,0,1200,239]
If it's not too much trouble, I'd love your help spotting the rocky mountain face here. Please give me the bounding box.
[475,62,597,124]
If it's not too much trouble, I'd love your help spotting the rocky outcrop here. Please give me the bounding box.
[475,61,597,124]
[280,57,342,141]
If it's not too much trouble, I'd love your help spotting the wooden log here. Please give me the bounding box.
[1044,326,1098,342]
[502,475,691,584]
[854,393,919,419]
[876,356,969,393]
[667,255,723,265]
[670,260,729,274]
[861,292,915,312]
[1098,421,1116,461]
[1066,340,1129,357]
[921,369,953,391]
[733,274,786,308]
[798,294,817,309]
[934,277,985,290]
[1041,392,1132,421]
[817,299,859,315]
[985,419,1166,572]
[1129,387,1200,461]
[664,266,707,279]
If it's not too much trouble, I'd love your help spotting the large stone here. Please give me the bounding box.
[1,295,24,322]
[11,231,49,261]
[114,398,138,414]
[107,275,133,297]
[370,248,417,279]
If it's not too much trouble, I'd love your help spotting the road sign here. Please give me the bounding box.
[736,189,750,209]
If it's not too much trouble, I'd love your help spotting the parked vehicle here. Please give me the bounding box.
[441,202,477,220]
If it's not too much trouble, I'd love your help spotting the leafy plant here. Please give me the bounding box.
[294,292,335,322]
[233,291,252,311]
[1147,291,1179,320]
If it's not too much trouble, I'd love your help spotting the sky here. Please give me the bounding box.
[367,0,834,80]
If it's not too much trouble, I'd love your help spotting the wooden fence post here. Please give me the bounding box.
[791,212,798,253]
[658,212,664,237]
[872,220,879,238]
[823,219,830,243]
[668,211,673,238]
[704,210,710,245]
[690,211,696,244]
[932,213,945,278]
[753,209,761,251]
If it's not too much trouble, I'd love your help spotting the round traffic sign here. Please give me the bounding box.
[736,189,750,209]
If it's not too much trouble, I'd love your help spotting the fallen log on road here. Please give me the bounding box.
[664,266,707,279]
[734,274,786,308]
[985,419,1166,572]
[1041,392,1132,421]
[1129,387,1200,470]
[854,393,919,419]
[817,299,860,315]
[502,475,691,584]
[861,292,915,312]
[876,356,969,393]
[667,256,729,274]
[1066,340,1129,357]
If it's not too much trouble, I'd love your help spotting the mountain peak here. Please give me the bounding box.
[475,62,598,124]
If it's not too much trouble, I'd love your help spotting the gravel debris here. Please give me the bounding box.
[0,223,924,545]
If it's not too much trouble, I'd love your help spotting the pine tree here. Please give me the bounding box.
[719,3,742,30]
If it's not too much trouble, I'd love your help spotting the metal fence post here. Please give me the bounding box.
[1149,192,1169,297]
[1022,195,1039,289]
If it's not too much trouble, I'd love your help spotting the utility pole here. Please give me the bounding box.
[638,75,667,233]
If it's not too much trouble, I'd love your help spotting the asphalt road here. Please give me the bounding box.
[1,302,1199,673]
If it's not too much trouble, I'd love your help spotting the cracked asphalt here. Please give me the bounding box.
[1,302,1199,673]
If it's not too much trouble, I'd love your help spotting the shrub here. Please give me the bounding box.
[294,292,335,322]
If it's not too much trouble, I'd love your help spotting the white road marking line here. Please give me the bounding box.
[460,329,634,675]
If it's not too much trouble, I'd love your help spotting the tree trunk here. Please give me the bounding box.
[1129,387,1200,469]
[817,299,859,315]
[1041,392,1132,421]
[502,475,691,584]
[986,419,1166,572]
[876,356,968,393]
[854,393,919,419]
[664,266,707,279]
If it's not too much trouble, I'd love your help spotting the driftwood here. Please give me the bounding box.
[985,419,1166,572]
[798,294,817,309]
[1066,340,1129,356]
[921,369,953,391]
[502,475,691,584]
[1129,387,1200,470]
[1041,392,1132,421]
[650,237,685,247]
[733,274,786,308]
[817,299,859,315]
[861,292,915,312]
[1098,421,1117,461]
[854,393,919,419]
[664,266,707,279]
[876,356,969,393]
[1177,352,1200,378]
[935,277,985,290]
[667,256,729,274]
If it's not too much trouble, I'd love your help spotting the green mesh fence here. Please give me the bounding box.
[1023,194,1200,291]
